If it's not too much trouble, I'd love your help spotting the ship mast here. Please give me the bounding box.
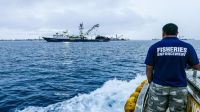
[79,23,100,39]
[79,23,85,39]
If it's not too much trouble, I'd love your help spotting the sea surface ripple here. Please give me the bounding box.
[0,40,199,112]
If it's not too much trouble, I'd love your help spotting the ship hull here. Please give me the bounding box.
[42,37,110,42]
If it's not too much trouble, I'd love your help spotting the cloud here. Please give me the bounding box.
[0,0,150,39]
[129,0,200,39]
[2,0,200,39]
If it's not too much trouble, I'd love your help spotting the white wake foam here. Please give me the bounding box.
[17,75,146,112]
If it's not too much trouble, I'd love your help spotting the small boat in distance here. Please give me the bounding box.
[42,23,110,42]
[179,36,195,40]
[109,34,128,41]
[152,38,160,40]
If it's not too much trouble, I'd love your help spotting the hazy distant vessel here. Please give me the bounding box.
[109,34,128,41]
[180,38,194,41]
[152,38,160,40]
[42,23,110,42]
[152,37,195,41]
[179,36,195,40]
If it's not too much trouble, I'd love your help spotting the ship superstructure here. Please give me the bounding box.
[43,23,109,42]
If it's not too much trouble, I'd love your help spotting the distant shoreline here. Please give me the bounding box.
[0,39,43,41]
[0,39,199,41]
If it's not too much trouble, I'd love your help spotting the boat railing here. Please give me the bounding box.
[186,69,200,104]
[134,69,200,112]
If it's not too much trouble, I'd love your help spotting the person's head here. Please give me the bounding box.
[162,23,178,38]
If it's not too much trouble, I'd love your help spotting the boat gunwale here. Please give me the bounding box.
[134,70,200,112]
[186,69,200,104]
[134,83,149,112]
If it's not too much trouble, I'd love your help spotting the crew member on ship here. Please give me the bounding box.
[145,23,200,112]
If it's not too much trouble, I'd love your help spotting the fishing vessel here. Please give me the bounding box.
[125,69,200,112]
[43,23,110,42]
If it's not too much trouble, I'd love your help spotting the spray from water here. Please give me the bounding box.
[16,74,146,112]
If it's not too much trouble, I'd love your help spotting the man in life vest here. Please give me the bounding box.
[145,23,200,112]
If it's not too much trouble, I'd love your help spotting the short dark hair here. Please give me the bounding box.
[162,23,178,35]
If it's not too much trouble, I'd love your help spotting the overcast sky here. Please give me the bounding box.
[0,0,200,40]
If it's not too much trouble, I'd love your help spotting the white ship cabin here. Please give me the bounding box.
[53,32,69,39]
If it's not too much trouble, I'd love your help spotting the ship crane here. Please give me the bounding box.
[85,24,99,36]
[78,23,100,39]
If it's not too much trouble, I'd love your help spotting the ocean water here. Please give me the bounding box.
[0,40,199,112]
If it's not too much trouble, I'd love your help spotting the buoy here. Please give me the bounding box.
[135,86,143,92]
[124,80,148,112]
[130,92,139,98]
